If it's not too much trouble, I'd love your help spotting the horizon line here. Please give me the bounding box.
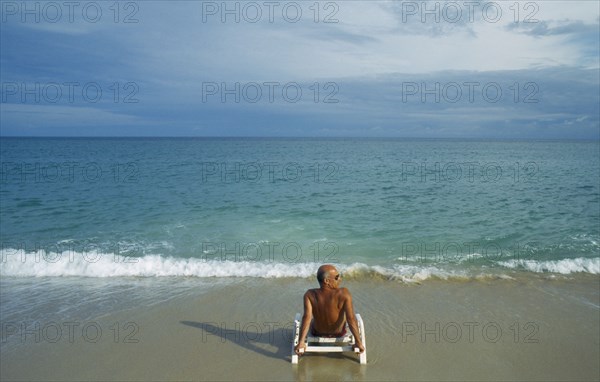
[1,136,599,141]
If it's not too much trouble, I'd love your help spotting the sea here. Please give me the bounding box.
[1,137,599,333]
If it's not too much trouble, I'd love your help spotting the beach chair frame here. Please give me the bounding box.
[291,312,367,364]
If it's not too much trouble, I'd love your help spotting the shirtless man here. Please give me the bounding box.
[294,264,365,355]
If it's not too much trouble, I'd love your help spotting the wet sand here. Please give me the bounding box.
[1,275,599,381]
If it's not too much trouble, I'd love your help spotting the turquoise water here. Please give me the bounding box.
[1,137,599,337]
[0,138,598,280]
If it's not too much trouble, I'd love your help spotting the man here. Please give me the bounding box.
[294,264,365,355]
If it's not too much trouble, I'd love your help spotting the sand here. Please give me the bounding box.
[1,275,599,381]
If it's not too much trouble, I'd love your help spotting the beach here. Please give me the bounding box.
[1,274,598,381]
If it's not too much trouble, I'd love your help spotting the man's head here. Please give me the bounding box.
[317,264,342,288]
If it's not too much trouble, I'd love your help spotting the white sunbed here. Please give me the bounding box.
[291,313,367,364]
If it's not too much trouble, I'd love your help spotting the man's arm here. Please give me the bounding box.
[343,289,365,353]
[294,291,313,355]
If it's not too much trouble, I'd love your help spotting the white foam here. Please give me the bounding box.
[0,249,476,282]
[498,257,600,274]
[342,263,469,283]
[1,249,598,280]
[0,249,319,278]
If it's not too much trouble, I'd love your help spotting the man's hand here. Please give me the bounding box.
[294,341,306,355]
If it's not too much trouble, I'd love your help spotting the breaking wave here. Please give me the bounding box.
[1,249,597,282]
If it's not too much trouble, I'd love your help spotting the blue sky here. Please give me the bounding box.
[0,0,598,138]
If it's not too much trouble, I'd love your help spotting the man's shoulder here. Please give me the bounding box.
[337,287,352,298]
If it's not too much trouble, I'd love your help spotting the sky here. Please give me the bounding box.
[0,0,599,138]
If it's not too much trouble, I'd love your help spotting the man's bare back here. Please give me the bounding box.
[294,265,365,355]
[306,287,348,335]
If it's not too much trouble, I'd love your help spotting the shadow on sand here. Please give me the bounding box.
[180,320,293,361]
[180,320,360,363]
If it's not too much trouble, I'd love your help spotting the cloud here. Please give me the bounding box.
[4,66,596,139]
[505,19,599,68]
[506,19,599,37]
[0,1,598,138]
